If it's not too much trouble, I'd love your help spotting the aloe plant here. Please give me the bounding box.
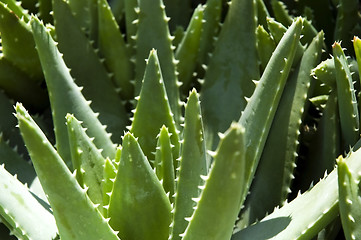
[1,0,361,240]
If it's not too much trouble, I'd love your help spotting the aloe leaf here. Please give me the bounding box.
[108,132,171,240]
[155,125,175,203]
[233,145,361,240]
[256,0,270,29]
[135,0,182,124]
[266,17,305,65]
[196,0,222,72]
[16,103,120,240]
[0,0,30,22]
[175,5,204,95]
[271,0,293,27]
[256,25,276,72]
[0,2,42,81]
[30,16,116,167]
[97,0,133,100]
[312,58,337,89]
[200,0,259,150]
[182,123,245,240]
[333,41,359,148]
[66,114,106,213]
[337,155,361,240]
[130,49,180,167]
[102,157,117,218]
[239,30,324,228]
[238,17,303,194]
[124,0,137,53]
[67,0,98,43]
[171,89,207,240]
[53,0,128,142]
[0,166,57,240]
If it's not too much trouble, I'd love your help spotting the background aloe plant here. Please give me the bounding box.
[1,0,361,239]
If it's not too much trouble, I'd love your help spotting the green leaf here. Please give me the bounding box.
[337,156,361,240]
[238,17,303,195]
[97,0,133,100]
[130,49,180,166]
[102,157,117,218]
[16,103,120,240]
[155,125,176,203]
[53,0,129,143]
[0,165,57,240]
[67,0,98,43]
[175,5,204,95]
[171,89,207,240]
[200,0,259,150]
[108,132,171,240]
[0,2,43,80]
[333,41,359,148]
[182,123,246,240]
[239,30,324,228]
[30,16,116,168]
[256,25,276,72]
[66,114,106,214]
[135,0,182,124]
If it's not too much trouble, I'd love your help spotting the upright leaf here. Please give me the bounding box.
[108,133,171,240]
[171,89,207,240]
[238,17,303,198]
[53,0,129,142]
[182,123,246,240]
[66,114,106,214]
[333,41,359,148]
[337,156,361,240]
[30,17,116,167]
[200,0,259,150]
[155,126,175,203]
[16,103,119,240]
[130,49,180,166]
[135,0,181,124]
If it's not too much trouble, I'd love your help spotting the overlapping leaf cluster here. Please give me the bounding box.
[1,0,361,240]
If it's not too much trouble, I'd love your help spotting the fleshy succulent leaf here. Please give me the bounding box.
[171,89,207,240]
[130,49,180,166]
[155,125,175,203]
[233,146,361,240]
[239,30,324,228]
[333,41,359,148]
[30,16,116,167]
[0,165,57,240]
[16,103,120,240]
[200,0,259,150]
[0,2,43,80]
[135,0,182,124]
[182,123,246,240]
[53,0,129,142]
[108,132,171,240]
[238,17,303,201]
[66,114,106,213]
[97,0,134,100]
[175,5,204,95]
[337,156,361,240]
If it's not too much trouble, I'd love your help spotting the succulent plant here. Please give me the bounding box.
[1,0,361,239]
